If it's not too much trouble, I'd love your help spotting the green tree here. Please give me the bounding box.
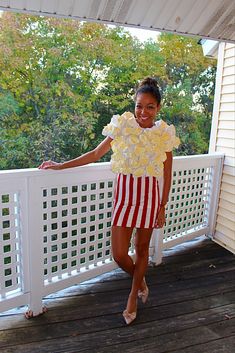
[0,15,105,168]
[158,33,216,155]
[0,13,216,169]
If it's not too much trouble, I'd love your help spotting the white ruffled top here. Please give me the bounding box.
[102,111,180,178]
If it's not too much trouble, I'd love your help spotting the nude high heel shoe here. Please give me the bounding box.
[138,278,149,304]
[122,309,137,325]
[123,296,137,325]
[138,286,149,304]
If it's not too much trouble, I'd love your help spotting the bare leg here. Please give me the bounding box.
[111,226,134,275]
[126,228,153,313]
[111,226,148,288]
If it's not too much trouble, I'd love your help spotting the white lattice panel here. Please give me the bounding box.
[164,166,212,242]
[0,191,23,298]
[42,179,115,284]
[0,155,224,314]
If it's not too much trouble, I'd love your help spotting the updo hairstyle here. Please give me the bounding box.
[134,77,161,105]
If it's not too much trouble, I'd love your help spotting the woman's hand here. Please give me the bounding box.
[38,160,63,170]
[155,206,166,229]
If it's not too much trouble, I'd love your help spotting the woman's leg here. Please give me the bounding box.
[126,228,153,313]
[111,225,134,275]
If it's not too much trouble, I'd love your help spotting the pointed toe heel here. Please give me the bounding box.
[122,310,137,325]
[138,286,149,304]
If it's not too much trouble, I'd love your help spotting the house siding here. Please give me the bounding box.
[209,42,235,254]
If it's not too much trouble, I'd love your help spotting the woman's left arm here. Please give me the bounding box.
[155,151,173,228]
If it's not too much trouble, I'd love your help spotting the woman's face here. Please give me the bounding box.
[135,92,160,128]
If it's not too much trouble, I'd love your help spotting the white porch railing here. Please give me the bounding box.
[0,153,224,316]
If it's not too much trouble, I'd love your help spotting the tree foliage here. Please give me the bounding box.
[0,13,216,169]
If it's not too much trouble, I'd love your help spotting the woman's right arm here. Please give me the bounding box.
[39,136,112,170]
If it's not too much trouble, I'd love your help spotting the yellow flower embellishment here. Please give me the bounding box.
[139,133,149,144]
[134,145,145,155]
[135,168,145,177]
[139,156,149,166]
[129,135,139,144]
[123,111,133,120]
[146,165,156,176]
[124,127,141,137]
[102,124,120,138]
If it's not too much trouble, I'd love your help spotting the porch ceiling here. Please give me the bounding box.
[0,0,234,43]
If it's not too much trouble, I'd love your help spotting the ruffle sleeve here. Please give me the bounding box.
[102,115,121,139]
[156,120,180,152]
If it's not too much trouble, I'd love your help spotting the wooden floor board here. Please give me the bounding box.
[0,237,234,353]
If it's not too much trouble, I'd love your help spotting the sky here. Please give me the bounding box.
[125,26,160,42]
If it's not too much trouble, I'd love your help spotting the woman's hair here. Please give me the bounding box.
[134,77,161,105]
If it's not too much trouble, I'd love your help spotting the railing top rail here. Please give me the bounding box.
[0,153,224,179]
[0,162,112,179]
[173,152,224,161]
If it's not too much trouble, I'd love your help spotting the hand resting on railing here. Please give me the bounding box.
[38,160,63,170]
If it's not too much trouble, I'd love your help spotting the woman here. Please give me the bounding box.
[39,77,180,325]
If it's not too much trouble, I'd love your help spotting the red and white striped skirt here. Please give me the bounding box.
[112,174,160,229]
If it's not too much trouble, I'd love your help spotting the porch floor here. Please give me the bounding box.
[0,236,235,353]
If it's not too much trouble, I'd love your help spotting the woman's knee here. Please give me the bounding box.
[135,228,152,258]
[111,226,133,264]
[112,249,128,265]
[135,243,149,258]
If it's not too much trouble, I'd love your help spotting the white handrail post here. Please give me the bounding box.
[27,175,45,316]
[151,228,164,265]
[207,155,224,238]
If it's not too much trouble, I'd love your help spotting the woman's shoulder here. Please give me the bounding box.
[110,111,134,125]
[155,119,170,128]
[155,119,177,133]
[154,119,180,149]
[102,112,135,138]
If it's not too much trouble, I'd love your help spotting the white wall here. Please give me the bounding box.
[209,42,235,253]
